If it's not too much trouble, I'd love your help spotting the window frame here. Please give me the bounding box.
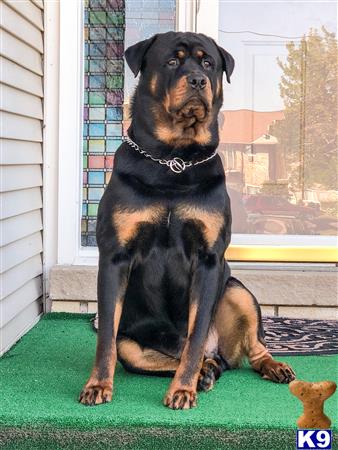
[55,0,337,266]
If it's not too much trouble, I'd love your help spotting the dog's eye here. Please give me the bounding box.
[202,59,212,69]
[168,58,179,67]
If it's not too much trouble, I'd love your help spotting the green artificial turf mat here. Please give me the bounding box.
[0,313,337,450]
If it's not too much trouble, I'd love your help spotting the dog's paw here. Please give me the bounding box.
[197,359,217,392]
[79,382,112,406]
[198,355,229,392]
[261,360,296,384]
[164,389,197,410]
[198,367,216,392]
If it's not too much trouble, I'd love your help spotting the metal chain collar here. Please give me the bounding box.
[123,136,218,174]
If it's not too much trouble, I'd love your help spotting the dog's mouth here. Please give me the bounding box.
[155,89,213,145]
[171,96,210,126]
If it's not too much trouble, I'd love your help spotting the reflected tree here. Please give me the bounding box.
[270,27,337,201]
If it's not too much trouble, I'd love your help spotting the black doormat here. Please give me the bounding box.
[91,315,338,356]
[264,317,338,356]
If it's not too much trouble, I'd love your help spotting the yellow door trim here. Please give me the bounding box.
[225,245,338,263]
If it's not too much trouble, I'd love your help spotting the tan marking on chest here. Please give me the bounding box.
[112,206,165,245]
[176,205,224,247]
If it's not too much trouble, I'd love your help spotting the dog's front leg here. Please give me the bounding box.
[79,254,129,406]
[164,256,225,410]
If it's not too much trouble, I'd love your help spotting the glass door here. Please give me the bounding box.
[198,0,337,262]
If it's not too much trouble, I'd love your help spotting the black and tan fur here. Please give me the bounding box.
[79,32,295,409]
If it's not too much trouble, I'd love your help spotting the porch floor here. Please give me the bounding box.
[0,313,337,450]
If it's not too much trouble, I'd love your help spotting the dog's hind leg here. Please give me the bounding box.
[214,276,296,383]
[118,337,231,389]
[117,338,179,376]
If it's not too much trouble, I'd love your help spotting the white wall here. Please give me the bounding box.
[0,0,44,355]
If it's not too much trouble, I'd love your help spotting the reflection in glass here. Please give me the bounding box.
[218,2,337,236]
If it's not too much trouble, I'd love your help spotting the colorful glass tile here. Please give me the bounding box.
[106,123,122,136]
[87,235,97,246]
[88,187,104,200]
[88,139,105,153]
[92,0,106,8]
[89,27,106,40]
[89,92,105,105]
[88,171,105,185]
[88,219,97,232]
[106,139,122,152]
[89,75,105,89]
[89,43,106,57]
[88,203,99,216]
[89,123,105,136]
[108,0,124,9]
[89,107,105,120]
[89,155,105,168]
[107,27,124,40]
[89,11,106,25]
[81,219,87,233]
[107,11,124,26]
[107,60,124,73]
[89,59,106,73]
[106,74,123,89]
[106,90,123,105]
[106,107,122,121]
[106,42,124,58]
[105,155,114,168]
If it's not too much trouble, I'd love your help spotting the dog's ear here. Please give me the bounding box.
[125,35,158,77]
[213,40,235,84]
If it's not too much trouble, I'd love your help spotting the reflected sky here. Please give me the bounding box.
[219,1,337,111]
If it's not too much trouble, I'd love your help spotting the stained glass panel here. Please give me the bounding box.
[82,0,125,246]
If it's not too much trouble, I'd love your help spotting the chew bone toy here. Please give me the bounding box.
[289,380,337,429]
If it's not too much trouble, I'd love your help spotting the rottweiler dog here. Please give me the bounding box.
[79,32,295,409]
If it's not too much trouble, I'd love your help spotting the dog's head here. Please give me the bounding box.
[125,32,234,148]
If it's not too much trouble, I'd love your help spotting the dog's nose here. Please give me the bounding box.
[187,74,207,90]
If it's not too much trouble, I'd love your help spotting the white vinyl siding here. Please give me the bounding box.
[0,111,42,141]
[0,56,43,97]
[0,0,44,355]
[0,187,42,219]
[0,140,42,165]
[0,29,43,75]
[1,84,43,119]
